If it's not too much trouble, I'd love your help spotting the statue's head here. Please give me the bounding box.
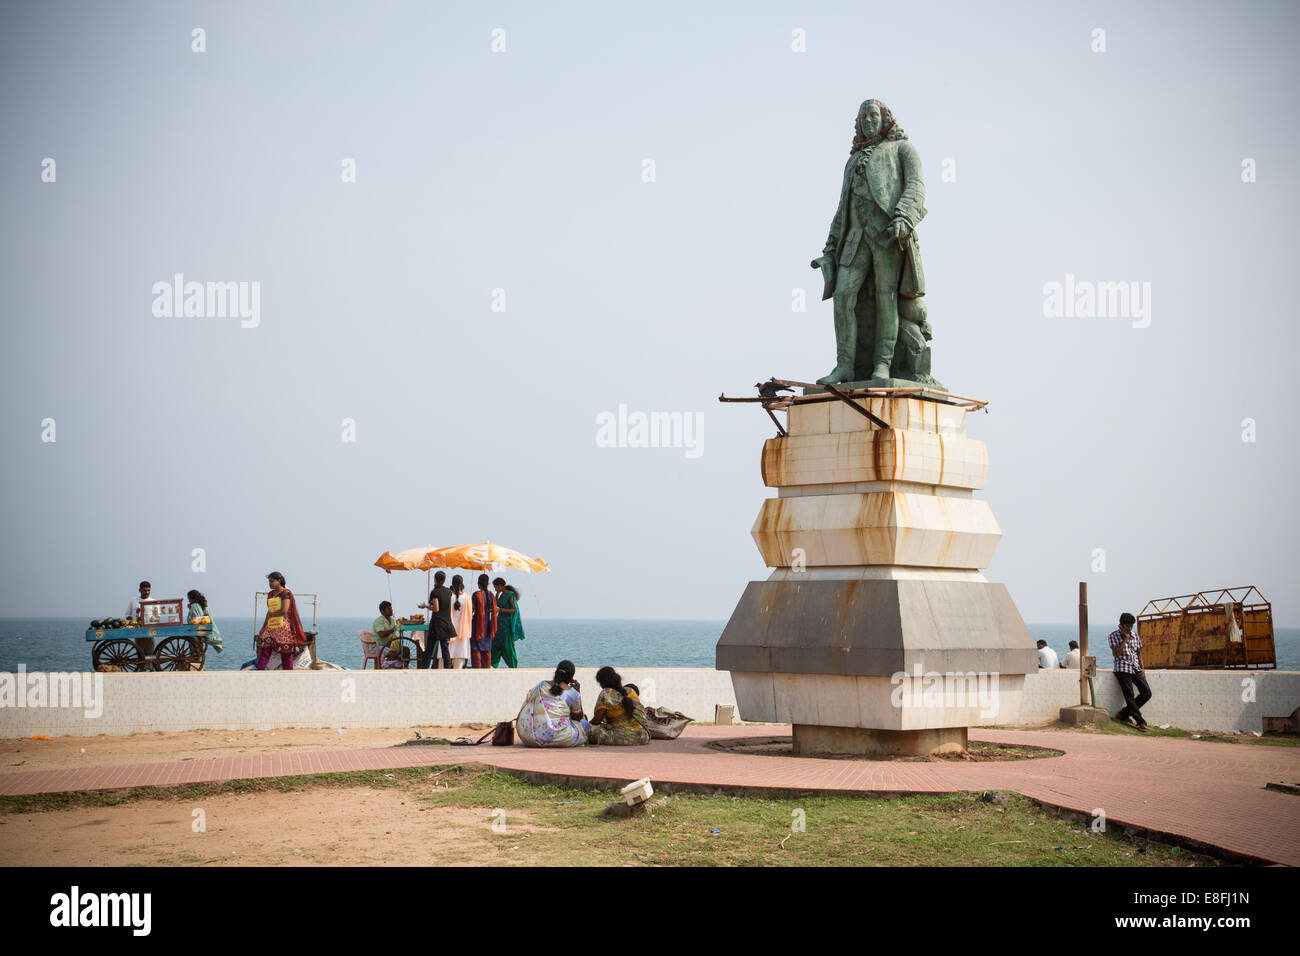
[852,99,905,153]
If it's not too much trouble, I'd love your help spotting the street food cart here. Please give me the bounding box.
[382,614,425,668]
[87,598,212,671]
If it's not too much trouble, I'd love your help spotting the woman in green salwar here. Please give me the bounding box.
[186,589,222,655]
[491,577,524,668]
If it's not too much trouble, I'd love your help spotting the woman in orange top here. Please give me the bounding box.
[255,571,309,670]
[448,574,472,669]
[587,666,650,745]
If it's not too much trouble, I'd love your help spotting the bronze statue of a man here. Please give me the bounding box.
[813,99,928,385]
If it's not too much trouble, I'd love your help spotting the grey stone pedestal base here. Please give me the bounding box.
[718,578,1037,756]
[1058,704,1110,726]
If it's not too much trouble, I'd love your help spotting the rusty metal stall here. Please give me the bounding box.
[1137,586,1276,670]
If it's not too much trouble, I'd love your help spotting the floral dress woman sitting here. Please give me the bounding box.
[516,660,588,747]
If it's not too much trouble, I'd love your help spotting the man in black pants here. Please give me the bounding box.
[1108,612,1151,730]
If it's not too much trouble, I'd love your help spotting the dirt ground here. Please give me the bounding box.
[0,726,475,774]
[0,777,557,867]
[0,727,602,866]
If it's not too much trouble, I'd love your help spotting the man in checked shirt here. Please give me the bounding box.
[1109,612,1151,730]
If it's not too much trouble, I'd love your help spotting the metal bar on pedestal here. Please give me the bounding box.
[763,406,787,437]
[821,382,890,428]
[768,378,890,428]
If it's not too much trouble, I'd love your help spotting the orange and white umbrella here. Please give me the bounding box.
[374,542,549,578]
[374,546,490,573]
[425,542,550,574]
[373,542,548,612]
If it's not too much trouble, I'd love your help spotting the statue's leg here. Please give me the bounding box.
[871,292,899,383]
[854,285,877,381]
[817,248,869,385]
[869,241,905,382]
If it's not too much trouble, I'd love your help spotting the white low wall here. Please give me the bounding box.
[1019,668,1300,733]
[0,668,739,738]
[1,667,1295,737]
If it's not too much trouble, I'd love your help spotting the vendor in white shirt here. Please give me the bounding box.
[1036,639,1059,669]
[1060,640,1081,669]
[125,580,157,660]
[126,581,151,620]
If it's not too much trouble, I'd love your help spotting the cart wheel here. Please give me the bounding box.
[156,636,202,671]
[390,637,420,669]
[93,638,143,672]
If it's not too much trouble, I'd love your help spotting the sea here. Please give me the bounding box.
[2,618,1298,673]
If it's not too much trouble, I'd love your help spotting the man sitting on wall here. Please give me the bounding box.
[1035,640,1059,669]
[1060,640,1080,669]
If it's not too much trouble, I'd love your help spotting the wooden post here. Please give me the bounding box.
[1079,581,1089,705]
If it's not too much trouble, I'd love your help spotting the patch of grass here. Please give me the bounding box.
[1074,721,1300,745]
[1084,721,1194,739]
[418,769,1223,866]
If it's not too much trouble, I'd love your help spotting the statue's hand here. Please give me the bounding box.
[889,218,911,241]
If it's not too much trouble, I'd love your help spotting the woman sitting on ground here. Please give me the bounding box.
[587,666,649,746]
[516,660,588,747]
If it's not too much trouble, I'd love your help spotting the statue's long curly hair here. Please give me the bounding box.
[851,99,907,154]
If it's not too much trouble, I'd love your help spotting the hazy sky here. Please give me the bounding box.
[2,0,1297,626]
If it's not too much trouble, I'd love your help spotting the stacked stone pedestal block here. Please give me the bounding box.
[716,395,1037,755]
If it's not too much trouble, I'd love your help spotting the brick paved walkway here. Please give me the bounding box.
[2,726,1296,864]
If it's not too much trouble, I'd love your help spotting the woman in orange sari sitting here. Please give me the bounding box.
[256,571,309,670]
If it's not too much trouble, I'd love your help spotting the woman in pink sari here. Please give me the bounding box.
[256,571,309,669]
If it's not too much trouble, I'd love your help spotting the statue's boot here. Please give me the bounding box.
[869,291,900,382]
[816,307,858,385]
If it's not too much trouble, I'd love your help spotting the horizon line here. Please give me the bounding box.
[3,616,1291,629]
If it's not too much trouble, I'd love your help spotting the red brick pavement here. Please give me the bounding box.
[1,725,1296,865]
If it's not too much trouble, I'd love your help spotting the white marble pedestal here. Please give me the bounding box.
[716,393,1037,755]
